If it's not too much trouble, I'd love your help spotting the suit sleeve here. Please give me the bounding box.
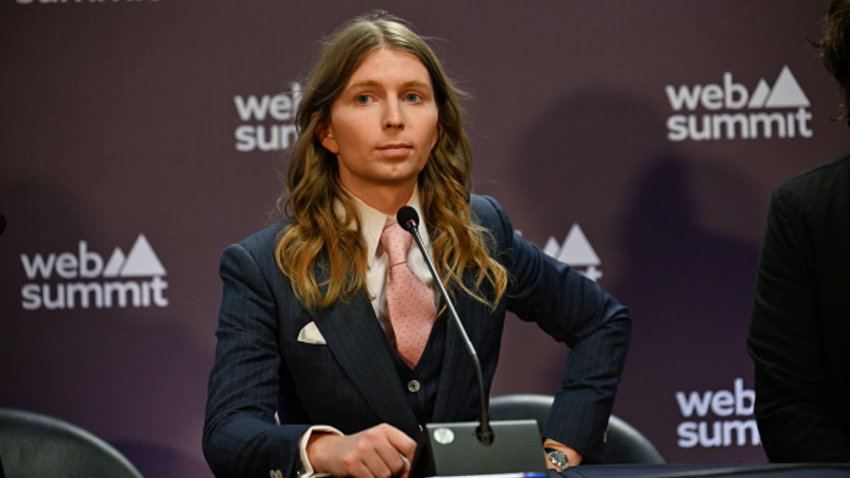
[203,243,310,478]
[748,187,850,462]
[477,196,631,462]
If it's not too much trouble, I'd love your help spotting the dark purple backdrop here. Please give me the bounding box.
[1,1,846,476]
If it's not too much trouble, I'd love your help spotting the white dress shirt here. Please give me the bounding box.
[355,188,435,336]
[298,186,433,477]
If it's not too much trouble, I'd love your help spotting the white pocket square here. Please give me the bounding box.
[297,321,327,345]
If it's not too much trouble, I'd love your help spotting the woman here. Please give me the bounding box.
[203,11,630,478]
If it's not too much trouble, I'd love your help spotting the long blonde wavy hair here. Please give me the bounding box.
[276,12,508,309]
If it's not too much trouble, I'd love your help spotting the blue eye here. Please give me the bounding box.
[404,93,422,102]
[355,94,371,105]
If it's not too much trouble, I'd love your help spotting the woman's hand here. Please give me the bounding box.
[307,423,417,478]
[543,438,583,471]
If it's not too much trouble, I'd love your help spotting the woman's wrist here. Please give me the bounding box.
[543,438,583,469]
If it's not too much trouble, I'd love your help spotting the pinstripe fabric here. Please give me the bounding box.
[748,154,850,461]
[202,195,631,477]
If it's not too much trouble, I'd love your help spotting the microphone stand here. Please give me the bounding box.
[398,207,545,477]
[401,214,493,445]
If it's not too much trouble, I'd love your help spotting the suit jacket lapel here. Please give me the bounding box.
[311,290,420,437]
[432,292,480,422]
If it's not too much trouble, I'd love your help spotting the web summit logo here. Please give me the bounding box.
[666,66,812,141]
[234,82,302,153]
[676,378,760,448]
[542,224,602,281]
[20,235,168,311]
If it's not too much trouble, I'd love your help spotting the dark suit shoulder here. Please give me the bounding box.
[218,222,292,288]
[775,152,850,209]
[469,194,500,217]
[469,194,512,242]
[234,221,288,257]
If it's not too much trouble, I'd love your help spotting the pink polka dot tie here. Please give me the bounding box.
[380,222,436,368]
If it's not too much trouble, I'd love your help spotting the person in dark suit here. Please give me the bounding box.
[203,12,631,478]
[748,0,850,462]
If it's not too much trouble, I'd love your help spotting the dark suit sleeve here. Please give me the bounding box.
[203,243,310,478]
[748,186,850,462]
[476,196,631,462]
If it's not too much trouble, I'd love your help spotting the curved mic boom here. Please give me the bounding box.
[395,206,494,445]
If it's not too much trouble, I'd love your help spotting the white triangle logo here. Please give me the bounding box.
[765,66,810,108]
[748,79,771,108]
[103,248,126,277]
[543,237,561,258]
[557,224,600,266]
[119,234,166,277]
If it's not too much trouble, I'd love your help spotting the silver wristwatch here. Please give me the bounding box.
[545,448,570,470]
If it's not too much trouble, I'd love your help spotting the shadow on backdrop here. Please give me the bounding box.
[493,87,761,461]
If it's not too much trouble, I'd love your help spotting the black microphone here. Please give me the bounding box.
[398,206,544,477]
[397,206,494,445]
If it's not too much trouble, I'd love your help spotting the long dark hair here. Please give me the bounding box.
[819,0,850,125]
[275,12,508,308]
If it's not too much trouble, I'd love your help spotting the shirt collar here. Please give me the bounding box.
[346,186,429,267]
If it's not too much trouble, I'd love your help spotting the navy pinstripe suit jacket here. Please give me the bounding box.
[202,195,631,478]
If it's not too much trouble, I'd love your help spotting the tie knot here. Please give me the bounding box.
[380,223,413,266]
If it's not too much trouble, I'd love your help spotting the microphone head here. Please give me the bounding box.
[396,206,419,232]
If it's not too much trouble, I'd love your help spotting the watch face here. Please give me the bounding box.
[546,449,569,469]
